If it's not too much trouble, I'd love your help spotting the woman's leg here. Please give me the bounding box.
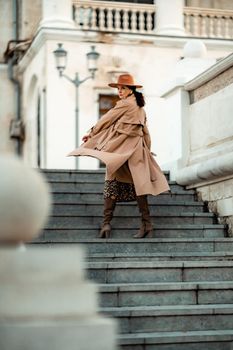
[99,197,116,238]
[134,195,153,238]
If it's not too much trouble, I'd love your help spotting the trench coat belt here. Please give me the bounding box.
[116,128,144,137]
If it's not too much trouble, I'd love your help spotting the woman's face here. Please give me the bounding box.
[117,85,132,99]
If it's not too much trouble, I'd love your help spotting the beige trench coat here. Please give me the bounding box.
[68,94,170,196]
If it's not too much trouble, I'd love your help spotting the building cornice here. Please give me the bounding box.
[17,27,99,74]
[185,52,233,91]
[17,27,233,74]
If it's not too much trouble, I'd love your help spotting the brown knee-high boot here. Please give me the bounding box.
[133,195,153,238]
[99,197,116,238]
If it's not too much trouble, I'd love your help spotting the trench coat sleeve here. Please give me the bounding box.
[89,99,127,137]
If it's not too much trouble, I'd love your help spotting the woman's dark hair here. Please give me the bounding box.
[128,86,145,107]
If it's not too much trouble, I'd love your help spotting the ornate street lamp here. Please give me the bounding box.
[53,43,67,76]
[53,43,100,168]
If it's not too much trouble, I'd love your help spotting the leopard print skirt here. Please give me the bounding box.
[103,179,136,202]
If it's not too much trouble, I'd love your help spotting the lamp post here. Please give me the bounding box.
[53,43,100,169]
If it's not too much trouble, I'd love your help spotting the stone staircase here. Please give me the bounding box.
[36,169,233,349]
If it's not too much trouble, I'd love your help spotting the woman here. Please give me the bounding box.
[68,74,170,239]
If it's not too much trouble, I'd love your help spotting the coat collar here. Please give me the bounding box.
[124,94,136,104]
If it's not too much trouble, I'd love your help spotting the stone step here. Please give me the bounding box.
[98,281,233,307]
[39,169,233,349]
[46,213,216,228]
[48,182,190,194]
[43,170,106,182]
[33,238,233,255]
[85,259,233,284]
[51,202,206,215]
[118,329,233,350]
[42,224,226,240]
[51,191,196,202]
[87,251,233,262]
[47,181,185,193]
[42,169,170,182]
[100,304,233,334]
[51,199,205,207]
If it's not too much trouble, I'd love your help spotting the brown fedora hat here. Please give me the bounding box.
[108,73,142,88]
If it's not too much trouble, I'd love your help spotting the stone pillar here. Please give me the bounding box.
[0,155,117,350]
[155,0,185,36]
[39,0,75,29]
[0,247,117,350]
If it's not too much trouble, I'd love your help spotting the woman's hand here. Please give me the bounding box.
[82,134,90,143]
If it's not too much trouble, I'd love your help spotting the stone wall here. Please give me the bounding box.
[19,0,42,39]
[0,65,17,154]
[176,53,233,236]
[197,178,233,236]
[0,0,41,156]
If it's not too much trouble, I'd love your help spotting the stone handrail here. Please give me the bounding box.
[73,0,233,39]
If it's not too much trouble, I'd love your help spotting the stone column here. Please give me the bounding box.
[155,0,185,36]
[39,0,75,29]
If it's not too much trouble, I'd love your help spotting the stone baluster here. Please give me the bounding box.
[224,16,232,38]
[107,7,113,31]
[200,14,207,37]
[77,6,84,29]
[139,10,145,32]
[224,16,229,38]
[73,5,79,28]
[147,11,153,32]
[122,9,128,31]
[209,15,215,37]
[131,9,137,32]
[216,15,223,37]
[99,7,105,30]
[184,13,191,35]
[193,13,200,36]
[83,7,91,30]
[229,17,233,38]
[115,9,121,31]
[91,6,98,30]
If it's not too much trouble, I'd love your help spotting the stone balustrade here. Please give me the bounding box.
[73,0,155,34]
[73,0,233,39]
[184,7,233,39]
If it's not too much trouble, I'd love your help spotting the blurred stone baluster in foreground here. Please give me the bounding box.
[0,155,117,350]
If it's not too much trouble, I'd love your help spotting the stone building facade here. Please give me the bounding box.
[1,0,233,232]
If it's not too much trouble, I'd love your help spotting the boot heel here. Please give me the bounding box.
[98,223,111,238]
[133,227,153,239]
[145,229,153,238]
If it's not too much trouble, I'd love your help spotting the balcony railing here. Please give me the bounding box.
[73,0,155,34]
[184,7,233,39]
[73,0,233,39]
